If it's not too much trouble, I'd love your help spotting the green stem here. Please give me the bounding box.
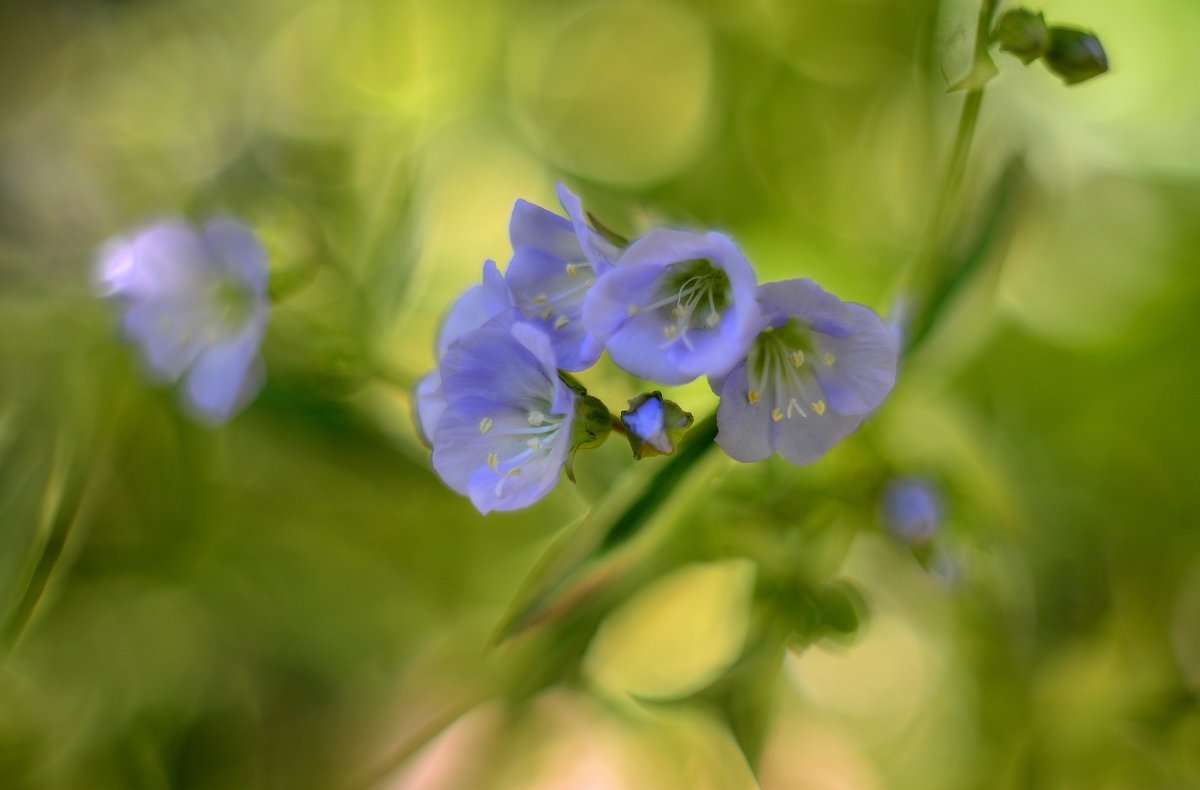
[905,0,999,353]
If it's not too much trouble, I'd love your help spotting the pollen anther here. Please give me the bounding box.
[565,263,580,277]
[479,417,494,434]
[486,452,499,470]
[811,399,826,415]
[553,315,570,330]
[791,350,805,367]
[822,352,836,366]
[747,389,760,405]
[527,410,545,427]
[771,408,784,422]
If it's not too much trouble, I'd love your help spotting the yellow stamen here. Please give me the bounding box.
[627,304,640,316]
[565,263,579,276]
[486,452,499,470]
[663,325,679,339]
[527,410,545,427]
[747,389,760,405]
[822,352,835,366]
[553,315,570,330]
[811,399,826,416]
[704,312,720,328]
[526,437,541,450]
[790,350,805,367]
[479,417,494,434]
[771,408,784,422]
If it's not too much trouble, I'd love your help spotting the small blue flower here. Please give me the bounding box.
[95,217,270,423]
[583,229,760,384]
[430,320,577,514]
[505,183,620,371]
[711,278,897,465]
[881,477,942,544]
[414,260,515,442]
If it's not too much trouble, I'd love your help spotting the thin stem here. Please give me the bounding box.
[905,0,1000,353]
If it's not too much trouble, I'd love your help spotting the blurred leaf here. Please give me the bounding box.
[583,558,757,701]
[491,415,717,641]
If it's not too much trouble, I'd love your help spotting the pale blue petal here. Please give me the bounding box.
[555,182,619,274]
[809,302,897,415]
[715,363,773,462]
[436,260,514,356]
[183,327,264,423]
[506,247,601,371]
[202,217,269,295]
[439,320,559,410]
[414,371,446,446]
[509,199,580,262]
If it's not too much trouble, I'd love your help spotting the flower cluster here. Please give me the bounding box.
[417,185,899,514]
[95,217,271,423]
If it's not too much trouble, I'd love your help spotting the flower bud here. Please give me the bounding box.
[565,393,613,481]
[880,477,942,545]
[620,391,693,459]
[993,8,1050,64]
[1044,26,1108,85]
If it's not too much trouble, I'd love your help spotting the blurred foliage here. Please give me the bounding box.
[2,0,1199,788]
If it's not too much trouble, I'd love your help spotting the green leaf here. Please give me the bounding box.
[583,559,757,700]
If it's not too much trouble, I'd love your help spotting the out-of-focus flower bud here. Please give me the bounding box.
[880,477,942,545]
[993,8,1050,64]
[1044,26,1108,85]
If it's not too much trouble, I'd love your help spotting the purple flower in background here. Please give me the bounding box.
[711,278,897,465]
[414,260,514,442]
[881,477,942,544]
[96,217,270,423]
[430,320,577,514]
[583,229,760,384]
[505,183,620,371]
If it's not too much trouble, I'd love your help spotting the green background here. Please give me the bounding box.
[1,0,1198,787]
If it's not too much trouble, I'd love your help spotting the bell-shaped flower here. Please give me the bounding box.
[711,278,897,465]
[95,217,270,423]
[505,183,621,371]
[414,260,514,442]
[583,229,760,384]
[430,319,578,514]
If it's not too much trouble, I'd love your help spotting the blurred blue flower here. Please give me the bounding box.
[430,320,577,514]
[506,183,620,371]
[583,229,760,384]
[881,476,942,544]
[414,260,514,442]
[96,217,270,423]
[710,278,897,465]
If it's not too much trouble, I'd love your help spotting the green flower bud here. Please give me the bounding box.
[620,391,694,460]
[993,8,1050,65]
[1044,26,1108,85]
[565,393,612,482]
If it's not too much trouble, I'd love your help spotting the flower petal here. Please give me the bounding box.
[182,325,265,423]
[506,247,601,371]
[555,182,619,274]
[715,363,773,462]
[436,260,514,356]
[202,217,269,295]
[509,199,580,262]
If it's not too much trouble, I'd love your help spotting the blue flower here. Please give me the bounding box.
[505,183,620,371]
[414,260,514,442]
[430,320,577,514]
[583,229,760,384]
[881,477,942,544]
[95,217,270,423]
[711,278,897,465]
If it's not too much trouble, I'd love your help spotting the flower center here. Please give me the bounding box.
[743,320,835,420]
[631,259,731,349]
